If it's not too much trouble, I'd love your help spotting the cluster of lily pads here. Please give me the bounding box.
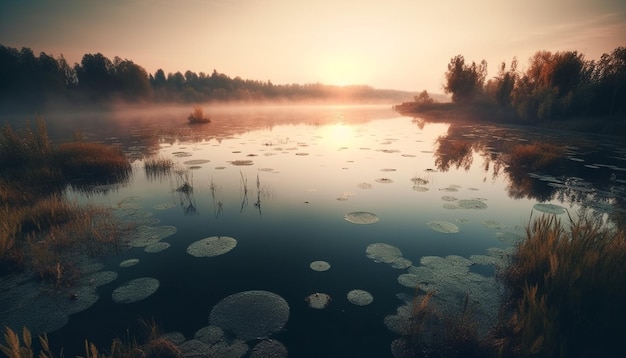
[305,259,375,309]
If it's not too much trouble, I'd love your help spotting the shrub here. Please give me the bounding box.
[187,105,210,124]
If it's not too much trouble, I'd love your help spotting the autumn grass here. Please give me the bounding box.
[144,155,173,182]
[1,321,182,358]
[0,118,131,283]
[495,215,626,357]
[187,105,210,124]
[53,141,131,183]
[395,214,626,357]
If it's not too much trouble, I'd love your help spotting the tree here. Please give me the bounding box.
[117,59,152,101]
[485,58,518,108]
[414,90,435,105]
[444,55,487,103]
[75,53,115,99]
[593,46,626,115]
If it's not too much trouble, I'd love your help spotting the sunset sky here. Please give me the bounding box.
[1,0,624,92]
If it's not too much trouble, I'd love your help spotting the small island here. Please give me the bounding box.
[187,105,211,124]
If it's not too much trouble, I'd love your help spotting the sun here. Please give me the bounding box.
[318,54,363,86]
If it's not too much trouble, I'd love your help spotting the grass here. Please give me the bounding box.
[1,321,182,358]
[495,214,626,357]
[144,155,173,182]
[0,118,131,283]
[395,214,626,357]
[187,105,210,124]
[53,142,131,183]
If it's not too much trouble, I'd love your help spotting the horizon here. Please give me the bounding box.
[1,0,625,93]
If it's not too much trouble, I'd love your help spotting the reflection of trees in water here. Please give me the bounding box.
[431,122,626,228]
[434,137,475,172]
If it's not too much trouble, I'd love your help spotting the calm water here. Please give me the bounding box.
[2,105,625,357]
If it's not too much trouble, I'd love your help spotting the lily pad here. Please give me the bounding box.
[112,277,159,304]
[426,221,460,233]
[345,211,379,224]
[347,289,374,306]
[533,203,566,215]
[457,199,488,210]
[187,236,237,257]
[209,290,290,340]
[119,259,139,268]
[145,242,170,253]
[306,292,331,309]
[309,261,331,272]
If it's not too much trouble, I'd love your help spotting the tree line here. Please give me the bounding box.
[0,44,411,111]
[440,47,626,121]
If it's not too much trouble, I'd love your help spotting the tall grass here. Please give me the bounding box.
[497,214,626,357]
[1,196,122,285]
[144,155,173,182]
[0,117,51,170]
[1,323,181,358]
[54,142,131,182]
[0,119,131,283]
[187,105,210,124]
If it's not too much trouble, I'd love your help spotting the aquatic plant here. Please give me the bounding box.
[347,289,374,306]
[0,197,122,286]
[345,211,379,224]
[209,290,290,341]
[187,105,211,124]
[306,292,332,309]
[112,277,160,304]
[366,243,411,269]
[1,326,54,358]
[53,142,131,184]
[0,119,130,280]
[496,215,626,357]
[144,155,173,181]
[173,166,193,194]
[250,340,288,358]
[309,260,331,271]
[532,202,566,215]
[0,322,182,358]
[0,117,51,171]
[186,236,237,257]
[426,220,460,233]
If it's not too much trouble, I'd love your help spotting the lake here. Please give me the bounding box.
[1,104,625,357]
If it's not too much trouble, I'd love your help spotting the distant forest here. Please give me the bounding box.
[0,44,413,112]
[398,46,626,125]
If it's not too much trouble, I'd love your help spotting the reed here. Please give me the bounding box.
[0,321,181,358]
[0,117,51,170]
[144,155,173,182]
[187,105,210,124]
[53,141,131,181]
[0,119,130,282]
[498,215,626,356]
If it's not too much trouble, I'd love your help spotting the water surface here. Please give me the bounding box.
[3,104,625,357]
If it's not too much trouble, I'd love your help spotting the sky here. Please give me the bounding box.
[1,0,625,92]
